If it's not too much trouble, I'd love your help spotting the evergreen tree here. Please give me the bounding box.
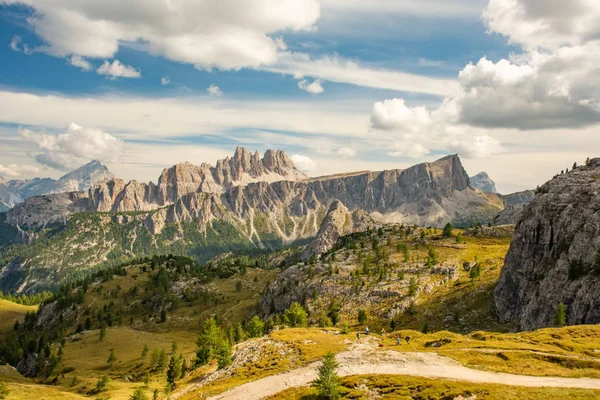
[171,341,178,355]
[245,316,264,338]
[96,374,109,392]
[357,309,367,325]
[130,387,149,400]
[442,223,453,238]
[195,317,228,366]
[166,354,182,391]
[554,303,567,327]
[312,352,340,400]
[283,302,308,327]
[100,324,107,341]
[153,388,159,400]
[160,309,167,323]
[144,371,150,387]
[422,321,430,334]
[107,349,117,369]
[157,348,167,371]
[141,344,149,361]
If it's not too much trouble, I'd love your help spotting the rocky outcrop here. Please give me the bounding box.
[494,160,600,330]
[301,200,373,261]
[470,171,497,193]
[493,190,535,225]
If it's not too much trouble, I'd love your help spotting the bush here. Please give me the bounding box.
[0,381,8,399]
[245,316,264,338]
[130,387,149,400]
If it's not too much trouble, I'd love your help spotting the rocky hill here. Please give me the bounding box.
[469,171,497,193]
[494,159,600,330]
[0,160,113,211]
[493,189,535,225]
[0,150,503,293]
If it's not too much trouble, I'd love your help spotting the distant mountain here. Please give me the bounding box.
[469,171,497,193]
[0,149,503,293]
[0,160,114,211]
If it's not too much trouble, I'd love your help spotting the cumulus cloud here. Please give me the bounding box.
[96,60,141,79]
[69,55,93,71]
[291,154,316,172]
[207,84,223,96]
[388,142,430,158]
[4,0,320,71]
[298,78,324,94]
[18,123,124,170]
[161,77,171,86]
[370,98,436,133]
[0,163,41,177]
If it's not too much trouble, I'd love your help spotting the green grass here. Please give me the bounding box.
[268,374,600,400]
[0,299,37,337]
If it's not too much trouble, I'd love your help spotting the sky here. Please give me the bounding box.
[0,0,599,193]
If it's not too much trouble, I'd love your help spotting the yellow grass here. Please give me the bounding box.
[0,299,37,337]
[269,374,600,400]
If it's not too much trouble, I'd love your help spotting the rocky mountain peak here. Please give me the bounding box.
[301,200,373,261]
[494,158,600,330]
[469,171,497,193]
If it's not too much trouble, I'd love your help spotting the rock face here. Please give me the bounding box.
[493,190,535,225]
[494,160,600,330]
[469,171,497,193]
[0,160,113,209]
[300,200,373,261]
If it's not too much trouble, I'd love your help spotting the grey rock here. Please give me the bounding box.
[469,171,497,193]
[494,160,600,330]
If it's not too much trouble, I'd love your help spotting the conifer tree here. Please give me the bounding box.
[313,352,340,400]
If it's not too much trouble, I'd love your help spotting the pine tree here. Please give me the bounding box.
[96,374,109,392]
[157,348,167,371]
[130,387,149,400]
[357,309,367,325]
[107,349,117,369]
[141,344,149,361]
[422,321,430,334]
[312,352,340,400]
[284,302,307,327]
[144,371,150,387]
[153,388,159,400]
[245,316,264,338]
[100,324,107,341]
[554,303,567,327]
[442,223,453,238]
[166,354,182,391]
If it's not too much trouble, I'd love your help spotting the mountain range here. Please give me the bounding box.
[0,148,528,293]
[0,161,114,212]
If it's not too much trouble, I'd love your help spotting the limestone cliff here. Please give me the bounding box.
[300,200,373,261]
[494,160,600,330]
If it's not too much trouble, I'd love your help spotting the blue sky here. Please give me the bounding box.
[0,0,599,193]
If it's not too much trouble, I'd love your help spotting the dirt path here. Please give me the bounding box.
[207,343,600,400]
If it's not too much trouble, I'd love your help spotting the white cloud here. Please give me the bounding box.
[96,60,141,79]
[290,154,316,172]
[370,98,435,133]
[482,0,600,50]
[207,84,224,96]
[0,163,41,177]
[69,55,92,71]
[266,52,461,97]
[298,78,324,94]
[9,36,32,55]
[3,0,320,71]
[18,122,125,170]
[388,142,430,158]
[336,147,357,157]
[448,134,505,158]
[161,77,171,86]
